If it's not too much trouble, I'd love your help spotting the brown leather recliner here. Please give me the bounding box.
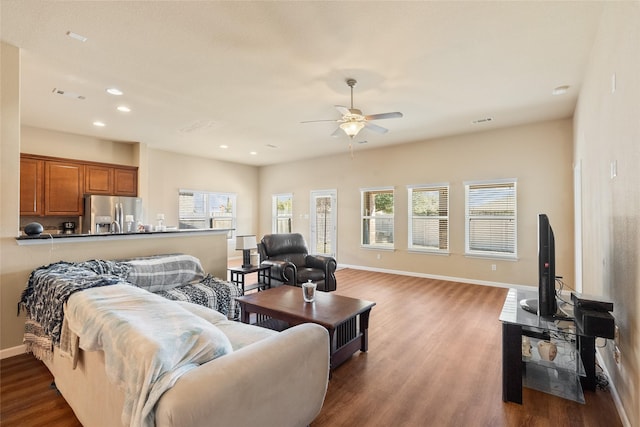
[258,233,337,292]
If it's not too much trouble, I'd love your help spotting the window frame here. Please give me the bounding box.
[178,189,237,239]
[464,179,517,259]
[272,193,293,234]
[407,183,449,254]
[360,186,395,249]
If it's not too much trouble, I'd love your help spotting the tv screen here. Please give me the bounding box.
[520,213,558,317]
[537,213,557,317]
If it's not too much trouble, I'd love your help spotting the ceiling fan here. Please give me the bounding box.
[302,78,403,139]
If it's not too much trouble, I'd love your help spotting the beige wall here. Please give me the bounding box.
[258,119,575,289]
[574,2,640,425]
[21,125,137,166]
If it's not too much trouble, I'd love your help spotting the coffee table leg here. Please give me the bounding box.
[240,306,250,324]
[328,328,336,370]
[360,309,371,352]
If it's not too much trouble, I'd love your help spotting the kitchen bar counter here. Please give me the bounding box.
[15,228,232,246]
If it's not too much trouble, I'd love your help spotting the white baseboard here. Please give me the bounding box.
[596,348,631,427]
[337,263,530,291]
[0,344,26,360]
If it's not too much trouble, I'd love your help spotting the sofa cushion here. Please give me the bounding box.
[123,254,205,292]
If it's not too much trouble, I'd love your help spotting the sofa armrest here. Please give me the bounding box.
[155,323,330,427]
[261,259,297,285]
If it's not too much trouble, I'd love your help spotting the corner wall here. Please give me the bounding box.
[573,2,640,425]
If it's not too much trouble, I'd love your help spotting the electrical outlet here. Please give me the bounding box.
[376,254,381,260]
[491,264,497,271]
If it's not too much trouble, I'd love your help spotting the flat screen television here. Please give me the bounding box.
[520,213,557,317]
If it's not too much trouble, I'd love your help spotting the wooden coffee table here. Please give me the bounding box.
[236,286,375,371]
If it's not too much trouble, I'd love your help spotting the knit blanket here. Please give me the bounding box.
[64,284,233,427]
[18,260,132,359]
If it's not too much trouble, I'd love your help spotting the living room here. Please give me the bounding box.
[1,1,638,426]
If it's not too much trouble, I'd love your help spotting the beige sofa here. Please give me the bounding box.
[45,313,330,427]
[20,255,330,427]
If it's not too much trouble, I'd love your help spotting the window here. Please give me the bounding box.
[465,180,517,258]
[408,184,449,253]
[361,187,394,248]
[272,193,292,233]
[178,189,236,239]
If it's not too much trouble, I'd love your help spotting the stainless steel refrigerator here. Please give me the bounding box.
[82,195,143,234]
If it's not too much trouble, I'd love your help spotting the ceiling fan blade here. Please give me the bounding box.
[331,127,343,138]
[335,105,351,116]
[300,119,338,123]
[364,112,403,121]
[364,121,389,134]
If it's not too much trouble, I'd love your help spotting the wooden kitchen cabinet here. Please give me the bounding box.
[20,156,44,215]
[20,154,138,216]
[44,160,84,216]
[113,167,138,196]
[85,164,114,195]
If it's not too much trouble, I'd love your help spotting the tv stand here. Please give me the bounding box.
[501,289,596,404]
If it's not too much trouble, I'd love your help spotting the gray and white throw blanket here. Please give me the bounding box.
[18,260,132,359]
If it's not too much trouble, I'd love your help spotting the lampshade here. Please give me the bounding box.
[340,121,365,138]
[236,235,257,250]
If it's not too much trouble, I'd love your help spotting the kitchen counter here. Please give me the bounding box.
[15,228,232,246]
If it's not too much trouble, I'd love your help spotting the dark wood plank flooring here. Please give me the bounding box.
[0,268,621,426]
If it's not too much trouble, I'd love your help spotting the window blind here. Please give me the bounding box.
[466,181,516,256]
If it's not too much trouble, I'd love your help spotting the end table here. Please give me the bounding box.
[228,264,271,294]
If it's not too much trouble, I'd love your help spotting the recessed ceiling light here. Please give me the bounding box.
[552,85,570,95]
[249,151,257,155]
[93,121,106,127]
[219,145,228,149]
[66,31,87,42]
[106,88,123,96]
[117,105,131,112]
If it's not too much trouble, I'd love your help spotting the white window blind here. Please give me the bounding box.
[465,180,517,257]
[361,187,394,248]
[408,184,449,252]
[178,189,236,239]
[272,193,293,233]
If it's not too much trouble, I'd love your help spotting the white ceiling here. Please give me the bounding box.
[1,1,605,166]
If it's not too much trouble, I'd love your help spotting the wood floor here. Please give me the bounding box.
[0,268,622,427]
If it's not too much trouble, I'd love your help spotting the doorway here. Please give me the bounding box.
[309,190,337,256]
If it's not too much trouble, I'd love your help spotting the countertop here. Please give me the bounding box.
[15,228,232,245]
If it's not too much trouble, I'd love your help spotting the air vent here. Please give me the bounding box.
[179,119,215,133]
[52,88,85,100]
[472,117,493,124]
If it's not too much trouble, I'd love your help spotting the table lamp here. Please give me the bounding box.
[236,235,257,268]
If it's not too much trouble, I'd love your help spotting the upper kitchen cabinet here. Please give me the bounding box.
[85,164,138,196]
[84,164,114,195]
[20,156,44,215]
[20,154,139,216]
[113,167,138,196]
[44,160,84,216]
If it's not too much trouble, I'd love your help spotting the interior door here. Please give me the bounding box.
[309,190,337,256]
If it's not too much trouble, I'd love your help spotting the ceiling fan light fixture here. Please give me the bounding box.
[340,121,365,138]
